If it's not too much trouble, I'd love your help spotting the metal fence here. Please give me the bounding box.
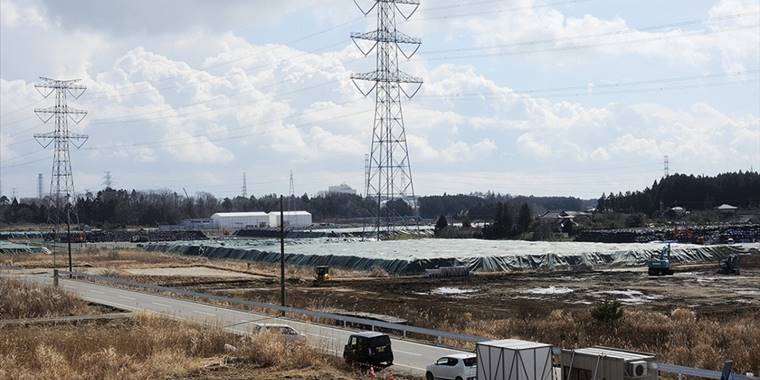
[47,269,760,380]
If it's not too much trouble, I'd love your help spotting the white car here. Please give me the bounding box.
[252,323,307,343]
[425,353,477,380]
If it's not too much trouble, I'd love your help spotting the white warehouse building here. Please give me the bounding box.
[210,211,313,231]
[210,212,269,231]
[269,211,313,228]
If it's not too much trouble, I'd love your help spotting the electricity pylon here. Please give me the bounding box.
[288,170,295,211]
[103,171,113,188]
[33,77,88,244]
[241,172,248,198]
[664,155,670,178]
[351,0,422,239]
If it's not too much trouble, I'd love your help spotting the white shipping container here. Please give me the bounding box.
[211,212,269,231]
[476,339,554,380]
[268,211,313,228]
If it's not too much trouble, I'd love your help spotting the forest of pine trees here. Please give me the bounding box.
[597,171,760,215]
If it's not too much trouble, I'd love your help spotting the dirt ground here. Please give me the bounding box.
[3,246,760,373]
[4,247,759,325]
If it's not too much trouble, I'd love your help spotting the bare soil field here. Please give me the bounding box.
[3,247,760,373]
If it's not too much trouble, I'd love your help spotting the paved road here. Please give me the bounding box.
[13,272,466,375]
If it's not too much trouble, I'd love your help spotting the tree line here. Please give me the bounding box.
[597,171,760,215]
[0,188,589,227]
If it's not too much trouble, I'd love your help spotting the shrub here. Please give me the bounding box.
[591,300,624,325]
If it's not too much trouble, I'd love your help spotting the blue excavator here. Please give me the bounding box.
[648,243,674,276]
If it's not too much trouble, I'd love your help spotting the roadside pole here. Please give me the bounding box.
[66,200,72,278]
[280,195,286,315]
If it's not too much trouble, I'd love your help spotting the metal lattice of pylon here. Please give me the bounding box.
[351,0,422,238]
[288,170,295,211]
[33,77,88,230]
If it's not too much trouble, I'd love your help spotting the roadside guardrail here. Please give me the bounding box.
[58,269,487,344]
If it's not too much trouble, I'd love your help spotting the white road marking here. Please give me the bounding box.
[151,302,171,308]
[393,349,423,357]
[391,362,426,371]
[193,310,216,317]
[306,333,336,341]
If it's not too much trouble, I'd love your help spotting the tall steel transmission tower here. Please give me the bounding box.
[663,155,670,178]
[241,172,248,198]
[103,171,113,188]
[33,77,88,230]
[37,173,44,199]
[351,0,422,238]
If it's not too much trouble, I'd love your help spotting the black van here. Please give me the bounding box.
[343,332,394,368]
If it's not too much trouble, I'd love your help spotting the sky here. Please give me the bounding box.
[1,0,759,200]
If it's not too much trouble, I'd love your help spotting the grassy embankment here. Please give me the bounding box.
[0,277,409,380]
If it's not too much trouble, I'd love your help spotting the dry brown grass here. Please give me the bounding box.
[453,307,760,373]
[0,277,93,319]
[0,313,375,380]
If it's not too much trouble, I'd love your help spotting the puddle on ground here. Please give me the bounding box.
[524,286,574,295]
[599,289,661,304]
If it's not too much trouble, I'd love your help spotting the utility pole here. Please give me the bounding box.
[66,199,72,278]
[33,77,88,272]
[279,195,286,314]
[351,0,422,240]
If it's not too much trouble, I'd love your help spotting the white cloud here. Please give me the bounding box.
[443,0,759,70]
[1,0,757,199]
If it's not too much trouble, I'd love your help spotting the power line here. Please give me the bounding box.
[417,0,590,20]
[427,23,759,61]
[424,12,759,55]
[419,69,759,99]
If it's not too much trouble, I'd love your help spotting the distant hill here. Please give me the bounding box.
[598,171,760,214]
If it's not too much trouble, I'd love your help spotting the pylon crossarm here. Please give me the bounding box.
[379,0,419,5]
[393,1,420,20]
[69,135,88,149]
[353,0,378,15]
[351,70,422,84]
[67,109,88,124]
[34,85,55,98]
[34,108,55,123]
[33,133,55,148]
[351,35,378,56]
[397,41,421,60]
[400,82,423,99]
[350,77,377,97]
[351,30,421,45]
[67,86,86,100]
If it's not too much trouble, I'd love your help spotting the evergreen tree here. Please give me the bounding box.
[517,203,531,234]
[434,215,448,236]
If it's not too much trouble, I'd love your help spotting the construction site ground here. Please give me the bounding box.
[5,247,758,325]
